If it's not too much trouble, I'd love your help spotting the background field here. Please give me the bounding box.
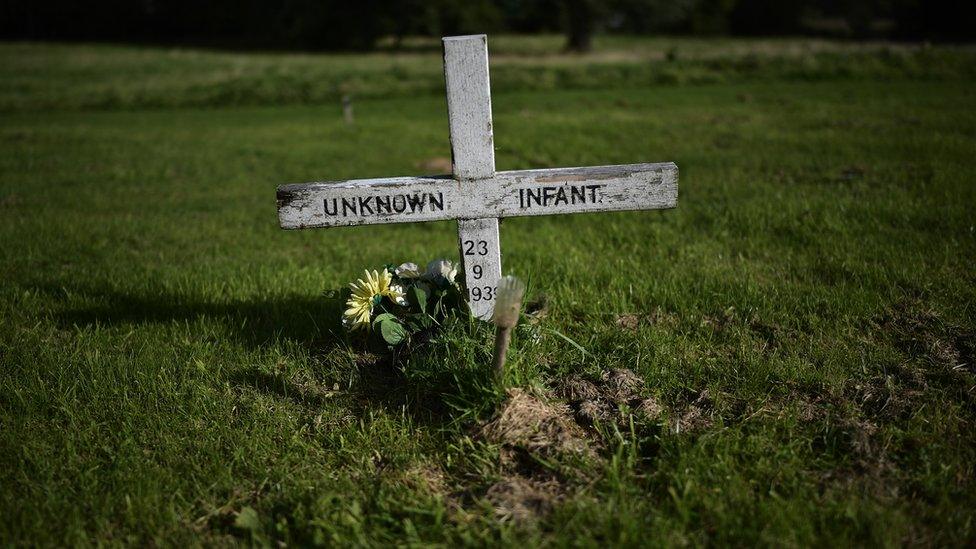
[1,37,975,546]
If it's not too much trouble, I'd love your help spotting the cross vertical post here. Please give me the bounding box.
[443,35,503,320]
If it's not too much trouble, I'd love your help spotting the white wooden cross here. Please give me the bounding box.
[277,35,678,319]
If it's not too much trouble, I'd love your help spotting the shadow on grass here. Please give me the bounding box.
[228,367,344,410]
[50,283,497,427]
[53,285,342,350]
[342,326,502,427]
[225,350,496,429]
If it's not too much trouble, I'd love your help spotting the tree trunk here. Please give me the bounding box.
[564,0,594,52]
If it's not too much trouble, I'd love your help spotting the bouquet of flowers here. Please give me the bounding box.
[339,259,467,347]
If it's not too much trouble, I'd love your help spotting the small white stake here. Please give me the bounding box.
[490,276,525,382]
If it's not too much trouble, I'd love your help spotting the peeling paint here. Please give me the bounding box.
[278,162,677,230]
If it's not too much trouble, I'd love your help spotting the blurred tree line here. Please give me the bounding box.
[2,0,972,50]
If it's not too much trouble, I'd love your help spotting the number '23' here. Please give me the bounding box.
[463,240,489,256]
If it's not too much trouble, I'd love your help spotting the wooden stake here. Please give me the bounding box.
[492,327,512,382]
[342,95,354,124]
[490,276,525,384]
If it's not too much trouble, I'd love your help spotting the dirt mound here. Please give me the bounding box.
[485,477,563,523]
[402,464,450,497]
[475,388,598,522]
[671,389,715,434]
[556,368,663,427]
[478,388,593,459]
[882,300,974,374]
[475,371,714,522]
[615,314,640,331]
[613,309,680,332]
[859,298,976,421]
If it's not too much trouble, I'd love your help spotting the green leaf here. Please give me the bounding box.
[234,506,261,532]
[408,285,428,314]
[372,312,396,327]
[379,319,406,345]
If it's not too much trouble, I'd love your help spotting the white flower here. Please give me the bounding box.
[395,262,421,278]
[424,259,457,284]
[389,283,408,306]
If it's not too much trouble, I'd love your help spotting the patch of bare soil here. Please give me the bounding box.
[785,381,898,486]
[671,389,716,434]
[848,301,973,481]
[779,300,976,496]
[701,307,737,333]
[862,299,976,421]
[524,295,550,323]
[613,308,681,332]
[475,388,598,522]
[478,388,594,460]
[881,300,974,375]
[485,477,563,523]
[699,307,784,352]
[555,368,665,429]
[402,463,451,498]
[476,370,716,522]
[615,314,640,331]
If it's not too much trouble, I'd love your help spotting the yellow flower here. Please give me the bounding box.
[343,269,407,331]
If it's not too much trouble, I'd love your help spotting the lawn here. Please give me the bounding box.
[1,37,975,546]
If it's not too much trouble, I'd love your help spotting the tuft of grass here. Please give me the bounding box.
[1,37,975,545]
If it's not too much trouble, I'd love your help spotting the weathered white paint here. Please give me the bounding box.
[458,218,501,320]
[457,218,503,319]
[275,33,680,321]
[277,162,678,229]
[443,35,495,180]
[443,35,503,319]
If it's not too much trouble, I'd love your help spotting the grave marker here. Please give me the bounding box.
[277,34,678,319]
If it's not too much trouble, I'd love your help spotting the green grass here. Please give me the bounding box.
[1,36,975,546]
[2,37,974,112]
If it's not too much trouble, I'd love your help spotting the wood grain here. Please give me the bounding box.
[443,35,502,318]
[277,162,678,229]
[443,35,495,180]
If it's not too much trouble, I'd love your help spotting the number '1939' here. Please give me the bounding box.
[469,286,496,302]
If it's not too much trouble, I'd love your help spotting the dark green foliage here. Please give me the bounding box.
[340,264,468,350]
[377,315,407,345]
[1,0,974,49]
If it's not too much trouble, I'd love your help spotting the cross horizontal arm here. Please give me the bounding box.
[277,162,678,229]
